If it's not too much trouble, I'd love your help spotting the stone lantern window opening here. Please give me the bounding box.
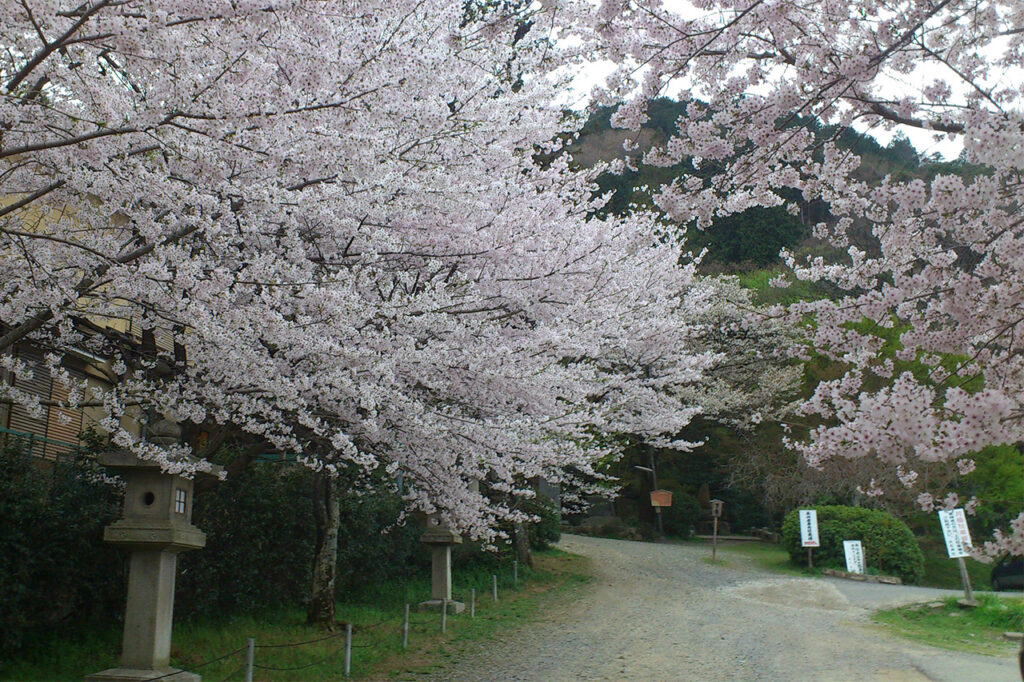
[143,491,155,506]
[175,488,186,514]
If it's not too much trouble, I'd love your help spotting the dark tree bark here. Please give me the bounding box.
[308,470,341,625]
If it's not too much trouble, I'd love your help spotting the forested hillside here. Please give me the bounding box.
[568,98,1018,559]
[570,98,985,271]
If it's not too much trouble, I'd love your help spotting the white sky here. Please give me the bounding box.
[560,2,1023,162]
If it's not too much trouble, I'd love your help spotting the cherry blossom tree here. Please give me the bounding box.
[0,0,742,577]
[568,0,1024,556]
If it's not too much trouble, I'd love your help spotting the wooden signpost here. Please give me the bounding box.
[710,499,724,560]
[799,509,819,569]
[938,508,975,605]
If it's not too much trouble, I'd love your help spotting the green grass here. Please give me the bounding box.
[0,549,592,681]
[872,595,1024,656]
[707,538,996,590]
[735,267,831,305]
[712,540,825,578]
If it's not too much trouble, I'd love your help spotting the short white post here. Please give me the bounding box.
[244,637,254,682]
[344,622,352,677]
[492,574,498,602]
[402,603,410,649]
[470,588,475,618]
[513,560,518,586]
[441,598,448,633]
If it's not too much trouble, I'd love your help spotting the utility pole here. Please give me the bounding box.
[634,455,663,537]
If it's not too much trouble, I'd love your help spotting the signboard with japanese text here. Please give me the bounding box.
[799,509,819,548]
[938,509,972,559]
[843,540,865,574]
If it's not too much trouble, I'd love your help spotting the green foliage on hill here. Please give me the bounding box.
[572,97,985,270]
[961,445,1024,536]
[781,505,925,583]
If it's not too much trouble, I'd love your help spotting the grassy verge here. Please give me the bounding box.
[710,540,824,578]
[0,549,591,681]
[707,538,996,590]
[872,595,1024,656]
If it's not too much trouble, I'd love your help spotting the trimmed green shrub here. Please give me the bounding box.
[0,438,124,655]
[781,505,924,583]
[177,462,425,619]
[525,495,562,550]
[658,487,701,539]
[176,462,316,619]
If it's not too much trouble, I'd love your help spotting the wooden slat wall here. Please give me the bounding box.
[8,348,51,458]
[44,370,84,458]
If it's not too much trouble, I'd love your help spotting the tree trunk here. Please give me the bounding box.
[308,471,341,625]
[512,522,533,568]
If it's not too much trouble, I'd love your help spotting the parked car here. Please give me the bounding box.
[990,556,1024,591]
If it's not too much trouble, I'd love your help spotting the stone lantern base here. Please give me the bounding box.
[86,667,199,682]
[417,598,466,614]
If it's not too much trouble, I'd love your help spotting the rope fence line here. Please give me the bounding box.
[251,642,348,672]
[147,645,248,681]
[218,664,247,682]
[252,630,347,648]
[162,565,524,678]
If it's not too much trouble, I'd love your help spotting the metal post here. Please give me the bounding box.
[492,574,498,601]
[650,452,663,537]
[402,603,409,649]
[712,516,719,561]
[513,560,518,586]
[470,588,475,618]
[957,557,975,604]
[344,622,352,677]
[244,637,254,682]
[808,548,813,570]
[441,599,448,633]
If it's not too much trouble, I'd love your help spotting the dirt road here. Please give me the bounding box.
[431,534,1019,681]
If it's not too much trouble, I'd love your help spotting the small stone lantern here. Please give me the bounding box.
[87,420,222,682]
[419,514,465,614]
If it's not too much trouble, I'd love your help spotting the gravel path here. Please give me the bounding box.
[425,534,1019,682]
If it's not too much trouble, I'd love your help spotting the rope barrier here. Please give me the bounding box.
[218,664,246,682]
[145,645,247,680]
[252,630,347,648]
[138,565,518,678]
[251,642,349,671]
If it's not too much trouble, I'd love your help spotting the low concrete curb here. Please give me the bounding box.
[822,567,902,584]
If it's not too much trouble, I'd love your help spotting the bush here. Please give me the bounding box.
[176,462,316,619]
[525,496,561,550]
[178,461,426,618]
[781,505,924,583]
[658,487,700,539]
[0,438,124,655]
[334,475,425,593]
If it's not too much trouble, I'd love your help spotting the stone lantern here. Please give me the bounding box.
[87,420,222,682]
[419,514,465,614]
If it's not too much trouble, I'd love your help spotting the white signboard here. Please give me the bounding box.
[799,509,819,548]
[843,540,865,574]
[938,509,972,559]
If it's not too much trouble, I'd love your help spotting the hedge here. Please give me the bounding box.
[0,439,124,654]
[781,505,924,583]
